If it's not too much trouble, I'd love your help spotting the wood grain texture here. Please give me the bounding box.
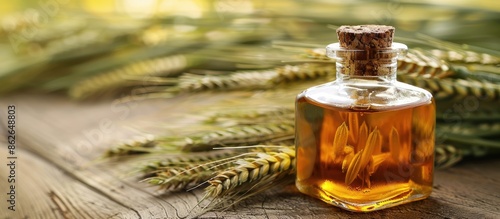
[0,93,499,219]
[0,146,130,219]
[1,93,213,218]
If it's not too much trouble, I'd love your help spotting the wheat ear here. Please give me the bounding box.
[205,107,294,125]
[204,146,296,198]
[143,155,239,192]
[397,48,455,78]
[398,74,500,100]
[437,122,500,137]
[435,144,463,169]
[428,49,500,65]
[299,47,457,79]
[103,135,158,158]
[68,55,194,100]
[139,150,240,174]
[181,123,295,152]
[176,70,277,92]
[273,63,335,83]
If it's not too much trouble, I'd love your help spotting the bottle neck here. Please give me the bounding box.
[326,42,407,83]
[335,55,398,84]
[335,72,397,84]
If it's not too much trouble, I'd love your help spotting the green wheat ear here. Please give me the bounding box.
[68,55,198,100]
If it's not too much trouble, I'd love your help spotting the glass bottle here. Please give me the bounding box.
[295,25,435,212]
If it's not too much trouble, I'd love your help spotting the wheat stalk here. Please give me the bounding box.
[68,54,196,99]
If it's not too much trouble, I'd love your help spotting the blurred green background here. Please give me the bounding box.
[0,0,498,95]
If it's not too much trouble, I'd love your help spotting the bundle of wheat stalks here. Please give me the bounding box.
[0,0,499,216]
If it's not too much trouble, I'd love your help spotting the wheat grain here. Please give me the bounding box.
[356,122,368,153]
[368,153,390,175]
[348,113,359,143]
[389,127,400,162]
[333,122,349,161]
[345,149,363,185]
[341,145,354,173]
[345,128,381,186]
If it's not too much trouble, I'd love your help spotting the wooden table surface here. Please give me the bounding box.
[1,92,499,219]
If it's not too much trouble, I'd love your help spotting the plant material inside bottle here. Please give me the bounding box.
[295,95,435,212]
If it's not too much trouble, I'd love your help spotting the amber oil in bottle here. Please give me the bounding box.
[295,25,435,212]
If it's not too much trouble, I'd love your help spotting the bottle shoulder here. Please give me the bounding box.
[297,80,433,111]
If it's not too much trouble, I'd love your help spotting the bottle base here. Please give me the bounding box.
[296,181,431,212]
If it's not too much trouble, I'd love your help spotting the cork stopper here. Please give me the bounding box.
[336,25,394,49]
[330,25,400,76]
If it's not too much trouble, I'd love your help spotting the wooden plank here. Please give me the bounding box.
[1,93,499,218]
[1,93,216,218]
[0,146,131,218]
